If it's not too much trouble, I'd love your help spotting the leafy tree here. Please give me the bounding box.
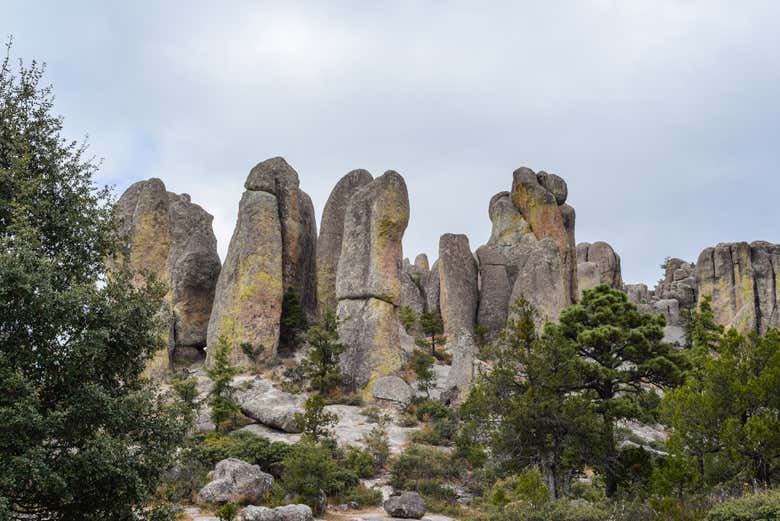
[683,295,723,356]
[281,441,338,514]
[662,328,780,488]
[296,394,338,442]
[555,284,688,496]
[400,305,418,333]
[0,42,188,520]
[280,288,307,352]
[205,335,241,432]
[419,310,446,356]
[302,311,345,394]
[462,299,599,498]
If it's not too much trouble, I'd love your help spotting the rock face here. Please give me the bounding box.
[438,234,479,340]
[384,492,427,519]
[372,375,414,406]
[234,375,305,433]
[577,242,622,291]
[316,169,374,314]
[198,458,273,505]
[476,179,573,339]
[114,178,221,362]
[511,168,578,304]
[696,241,780,334]
[400,258,428,315]
[207,158,317,365]
[336,171,410,389]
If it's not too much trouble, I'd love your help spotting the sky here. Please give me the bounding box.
[5,1,780,286]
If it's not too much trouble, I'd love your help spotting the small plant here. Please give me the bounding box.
[400,305,418,333]
[170,375,199,410]
[280,288,307,352]
[362,425,390,469]
[409,349,435,397]
[296,394,338,442]
[215,502,239,521]
[302,311,345,394]
[205,335,241,432]
[419,310,446,356]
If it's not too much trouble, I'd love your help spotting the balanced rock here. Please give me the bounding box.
[207,190,283,364]
[198,458,273,505]
[511,167,578,304]
[438,234,479,340]
[577,241,622,290]
[372,375,414,406]
[384,492,427,519]
[234,375,304,433]
[114,178,221,362]
[695,241,780,334]
[316,169,374,313]
[336,171,410,389]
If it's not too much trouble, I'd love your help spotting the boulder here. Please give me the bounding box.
[414,253,430,273]
[234,375,304,433]
[511,167,578,304]
[438,234,478,340]
[577,241,622,289]
[316,169,374,314]
[198,458,273,505]
[336,171,410,388]
[207,190,283,365]
[384,492,427,519]
[114,179,221,362]
[245,157,318,322]
[657,258,696,308]
[372,375,414,406]
[239,504,313,521]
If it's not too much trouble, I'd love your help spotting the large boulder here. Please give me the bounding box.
[695,241,780,334]
[316,169,374,314]
[245,157,318,322]
[511,167,578,304]
[372,375,414,406]
[384,492,427,519]
[207,190,283,365]
[234,375,304,433]
[577,241,622,290]
[240,505,313,521]
[198,458,273,505]
[114,179,221,363]
[438,234,478,340]
[336,171,410,389]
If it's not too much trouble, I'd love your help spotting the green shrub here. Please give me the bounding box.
[390,445,458,491]
[215,502,239,521]
[411,399,453,421]
[488,468,550,508]
[362,425,390,469]
[400,305,418,333]
[342,484,384,507]
[707,490,780,521]
[192,431,291,477]
[282,441,338,513]
[495,499,609,521]
[344,446,378,478]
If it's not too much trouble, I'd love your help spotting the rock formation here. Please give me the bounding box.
[576,241,623,295]
[476,169,575,339]
[114,178,221,362]
[400,258,428,314]
[316,169,374,314]
[696,241,780,334]
[438,234,479,340]
[207,157,317,365]
[198,458,273,505]
[335,171,410,389]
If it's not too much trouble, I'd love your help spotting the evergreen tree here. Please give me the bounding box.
[205,335,241,432]
[296,394,338,442]
[280,288,307,352]
[0,43,188,520]
[419,310,445,356]
[302,311,345,394]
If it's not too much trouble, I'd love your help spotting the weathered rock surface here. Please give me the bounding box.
[198,458,273,505]
[336,171,410,389]
[424,259,441,313]
[438,234,478,340]
[400,259,427,315]
[384,492,427,519]
[245,157,318,322]
[657,258,696,308]
[511,167,578,304]
[317,169,374,313]
[114,178,221,361]
[207,190,283,364]
[372,375,414,406]
[239,505,313,521]
[234,375,305,433]
[577,241,622,290]
[695,241,780,334]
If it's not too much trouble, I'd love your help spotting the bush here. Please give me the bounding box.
[282,441,338,512]
[494,499,609,521]
[362,425,390,469]
[487,468,550,508]
[707,490,780,521]
[411,399,453,422]
[343,446,379,478]
[215,502,239,521]
[342,484,384,508]
[192,431,291,477]
[390,445,458,491]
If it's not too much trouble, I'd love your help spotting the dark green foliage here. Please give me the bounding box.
[412,398,453,421]
[281,441,355,513]
[171,376,199,409]
[302,311,345,394]
[400,305,418,333]
[280,288,307,352]
[192,431,291,477]
[419,310,446,355]
[410,349,436,396]
[390,444,459,490]
[344,446,379,478]
[215,502,239,521]
[296,394,338,442]
[487,468,550,508]
[0,43,188,520]
[362,425,390,469]
[205,335,241,432]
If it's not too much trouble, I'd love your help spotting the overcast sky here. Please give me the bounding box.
[6,1,779,285]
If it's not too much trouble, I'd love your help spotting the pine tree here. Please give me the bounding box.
[302,311,345,394]
[205,335,241,431]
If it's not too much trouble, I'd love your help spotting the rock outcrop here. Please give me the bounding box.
[240,505,313,521]
[372,375,414,406]
[476,175,574,339]
[400,258,428,315]
[438,234,479,340]
[335,171,410,389]
[114,178,221,362]
[207,158,317,365]
[577,241,622,294]
[696,241,780,334]
[316,169,374,314]
[198,458,273,505]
